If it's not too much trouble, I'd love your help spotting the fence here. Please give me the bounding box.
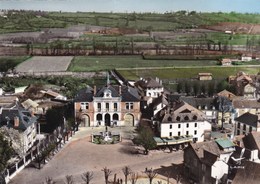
[3,126,78,184]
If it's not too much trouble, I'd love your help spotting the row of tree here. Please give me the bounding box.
[43,166,162,184]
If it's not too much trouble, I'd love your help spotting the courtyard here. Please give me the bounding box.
[9,127,184,184]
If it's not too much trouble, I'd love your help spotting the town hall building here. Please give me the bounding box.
[74,83,141,127]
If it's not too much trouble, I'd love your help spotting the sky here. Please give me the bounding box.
[0,0,259,13]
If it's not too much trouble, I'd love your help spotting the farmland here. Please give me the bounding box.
[15,56,73,73]
[117,66,260,80]
[68,56,218,72]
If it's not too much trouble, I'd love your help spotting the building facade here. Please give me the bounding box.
[74,85,141,127]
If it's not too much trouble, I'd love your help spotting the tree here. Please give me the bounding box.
[0,132,14,172]
[216,96,232,129]
[64,175,74,184]
[130,172,139,184]
[81,171,94,184]
[145,168,157,184]
[45,177,56,184]
[0,126,24,156]
[102,167,112,184]
[122,166,131,184]
[133,126,156,155]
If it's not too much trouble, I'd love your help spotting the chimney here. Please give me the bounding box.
[94,86,96,95]
[119,86,122,95]
[14,116,19,128]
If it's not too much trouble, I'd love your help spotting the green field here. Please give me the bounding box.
[68,56,218,72]
[0,11,260,34]
[118,66,260,80]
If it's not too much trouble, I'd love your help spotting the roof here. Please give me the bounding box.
[0,95,18,107]
[232,161,260,184]
[217,90,236,100]
[221,58,232,63]
[45,90,62,98]
[135,77,163,89]
[159,101,206,124]
[215,138,235,149]
[180,96,216,110]
[74,85,140,102]
[21,99,39,109]
[235,112,258,127]
[233,99,260,109]
[74,86,93,102]
[243,132,260,151]
[198,73,212,76]
[121,86,140,102]
[150,94,168,109]
[0,106,37,131]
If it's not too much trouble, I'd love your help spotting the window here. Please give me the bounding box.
[186,131,189,136]
[237,123,240,129]
[169,132,172,137]
[178,131,181,136]
[193,115,197,120]
[80,102,89,110]
[249,126,252,132]
[170,124,172,129]
[126,102,134,110]
[243,124,246,131]
[194,130,197,135]
[178,124,181,128]
[114,103,118,111]
[106,103,109,111]
[176,116,180,121]
[97,103,101,111]
[237,130,240,135]
[194,123,197,127]
[184,116,189,121]
[186,123,189,128]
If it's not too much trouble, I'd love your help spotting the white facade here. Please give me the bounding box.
[21,123,37,154]
[241,56,252,61]
[160,120,211,142]
[146,87,164,98]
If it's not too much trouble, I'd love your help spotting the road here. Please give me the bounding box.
[9,127,184,184]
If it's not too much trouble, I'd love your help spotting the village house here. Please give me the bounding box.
[74,84,141,127]
[241,54,253,62]
[154,100,211,143]
[184,139,235,184]
[242,132,260,160]
[217,90,236,101]
[180,96,217,122]
[221,58,232,66]
[135,77,164,104]
[234,112,260,136]
[0,105,38,154]
[232,98,260,118]
[198,73,212,81]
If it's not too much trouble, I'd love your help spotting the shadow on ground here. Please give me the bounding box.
[154,163,190,184]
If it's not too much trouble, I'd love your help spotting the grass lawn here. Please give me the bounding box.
[68,56,218,72]
[118,66,260,80]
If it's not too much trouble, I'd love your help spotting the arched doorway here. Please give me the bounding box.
[96,113,102,125]
[105,113,111,126]
[81,114,90,127]
[112,113,119,126]
[124,114,134,126]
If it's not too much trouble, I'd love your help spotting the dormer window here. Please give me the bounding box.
[104,89,112,98]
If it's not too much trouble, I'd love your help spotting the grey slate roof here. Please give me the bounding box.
[74,85,140,102]
[235,112,258,127]
[135,77,163,89]
[180,96,216,110]
[74,86,93,102]
[95,85,120,98]
[0,106,37,131]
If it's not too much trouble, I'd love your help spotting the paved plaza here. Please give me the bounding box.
[10,127,184,184]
